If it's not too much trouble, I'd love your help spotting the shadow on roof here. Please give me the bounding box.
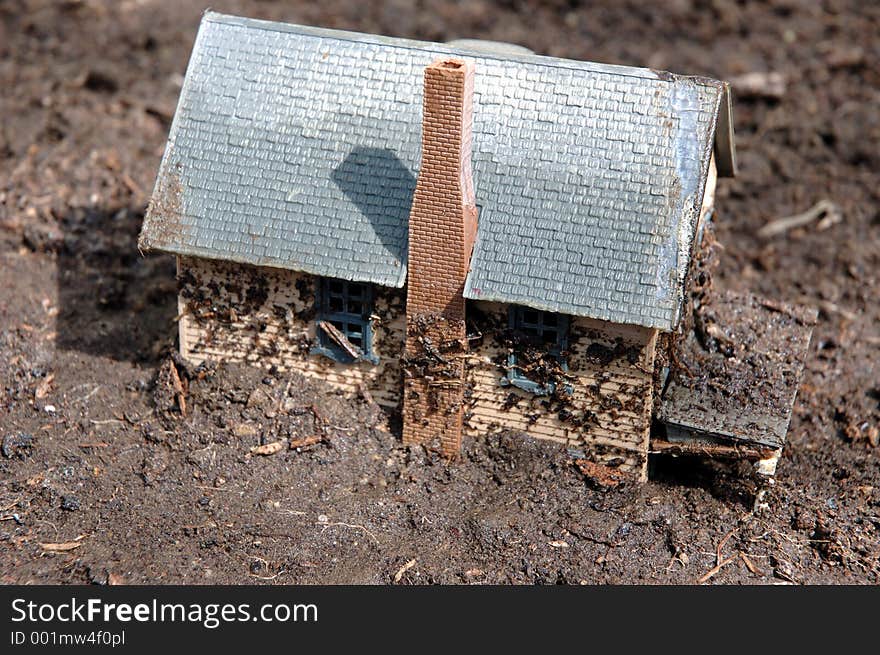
[331,147,415,270]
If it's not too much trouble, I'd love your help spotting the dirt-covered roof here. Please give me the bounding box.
[659,291,818,449]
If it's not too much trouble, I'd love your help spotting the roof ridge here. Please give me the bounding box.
[201,10,720,88]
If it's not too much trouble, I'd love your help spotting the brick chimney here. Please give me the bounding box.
[402,58,478,457]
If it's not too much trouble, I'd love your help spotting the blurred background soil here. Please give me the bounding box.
[0,0,878,584]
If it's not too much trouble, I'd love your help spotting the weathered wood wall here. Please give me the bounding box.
[464,301,658,480]
[177,258,657,478]
[177,256,405,408]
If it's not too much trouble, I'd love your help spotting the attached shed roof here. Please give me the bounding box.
[658,292,817,449]
[139,12,732,330]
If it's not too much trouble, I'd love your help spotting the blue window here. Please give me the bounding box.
[311,278,378,364]
[502,306,570,395]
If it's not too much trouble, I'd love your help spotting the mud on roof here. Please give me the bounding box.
[659,291,818,449]
[139,11,732,329]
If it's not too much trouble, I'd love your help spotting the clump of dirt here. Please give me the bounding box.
[2,433,35,460]
[403,313,467,383]
[495,327,574,394]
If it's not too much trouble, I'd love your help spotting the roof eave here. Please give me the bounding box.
[462,284,675,332]
[141,241,408,289]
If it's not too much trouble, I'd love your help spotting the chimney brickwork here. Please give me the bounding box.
[402,58,478,456]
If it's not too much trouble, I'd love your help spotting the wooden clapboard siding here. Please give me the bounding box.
[464,300,657,479]
[177,260,661,479]
[177,256,404,408]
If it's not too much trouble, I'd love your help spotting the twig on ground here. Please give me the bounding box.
[716,527,737,565]
[696,526,740,583]
[289,435,323,449]
[318,520,379,544]
[40,536,86,552]
[740,552,763,575]
[758,199,842,238]
[697,555,738,584]
[168,359,187,416]
[0,498,22,512]
[393,558,417,583]
[250,441,284,456]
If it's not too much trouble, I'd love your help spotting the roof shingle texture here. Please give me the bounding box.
[139,12,722,330]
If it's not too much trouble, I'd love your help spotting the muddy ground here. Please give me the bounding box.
[1,0,878,584]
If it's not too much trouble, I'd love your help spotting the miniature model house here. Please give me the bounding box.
[140,13,811,481]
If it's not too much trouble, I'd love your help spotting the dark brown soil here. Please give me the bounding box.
[1,0,878,585]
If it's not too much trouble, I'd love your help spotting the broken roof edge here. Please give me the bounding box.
[659,410,789,449]
[667,81,725,331]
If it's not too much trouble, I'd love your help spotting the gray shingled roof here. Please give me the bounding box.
[140,12,728,329]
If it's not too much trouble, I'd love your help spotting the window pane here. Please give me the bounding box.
[315,278,375,361]
[328,296,344,313]
[347,323,363,347]
[505,307,567,393]
[522,309,540,325]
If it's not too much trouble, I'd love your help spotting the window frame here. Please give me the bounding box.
[502,305,570,396]
[310,277,379,365]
